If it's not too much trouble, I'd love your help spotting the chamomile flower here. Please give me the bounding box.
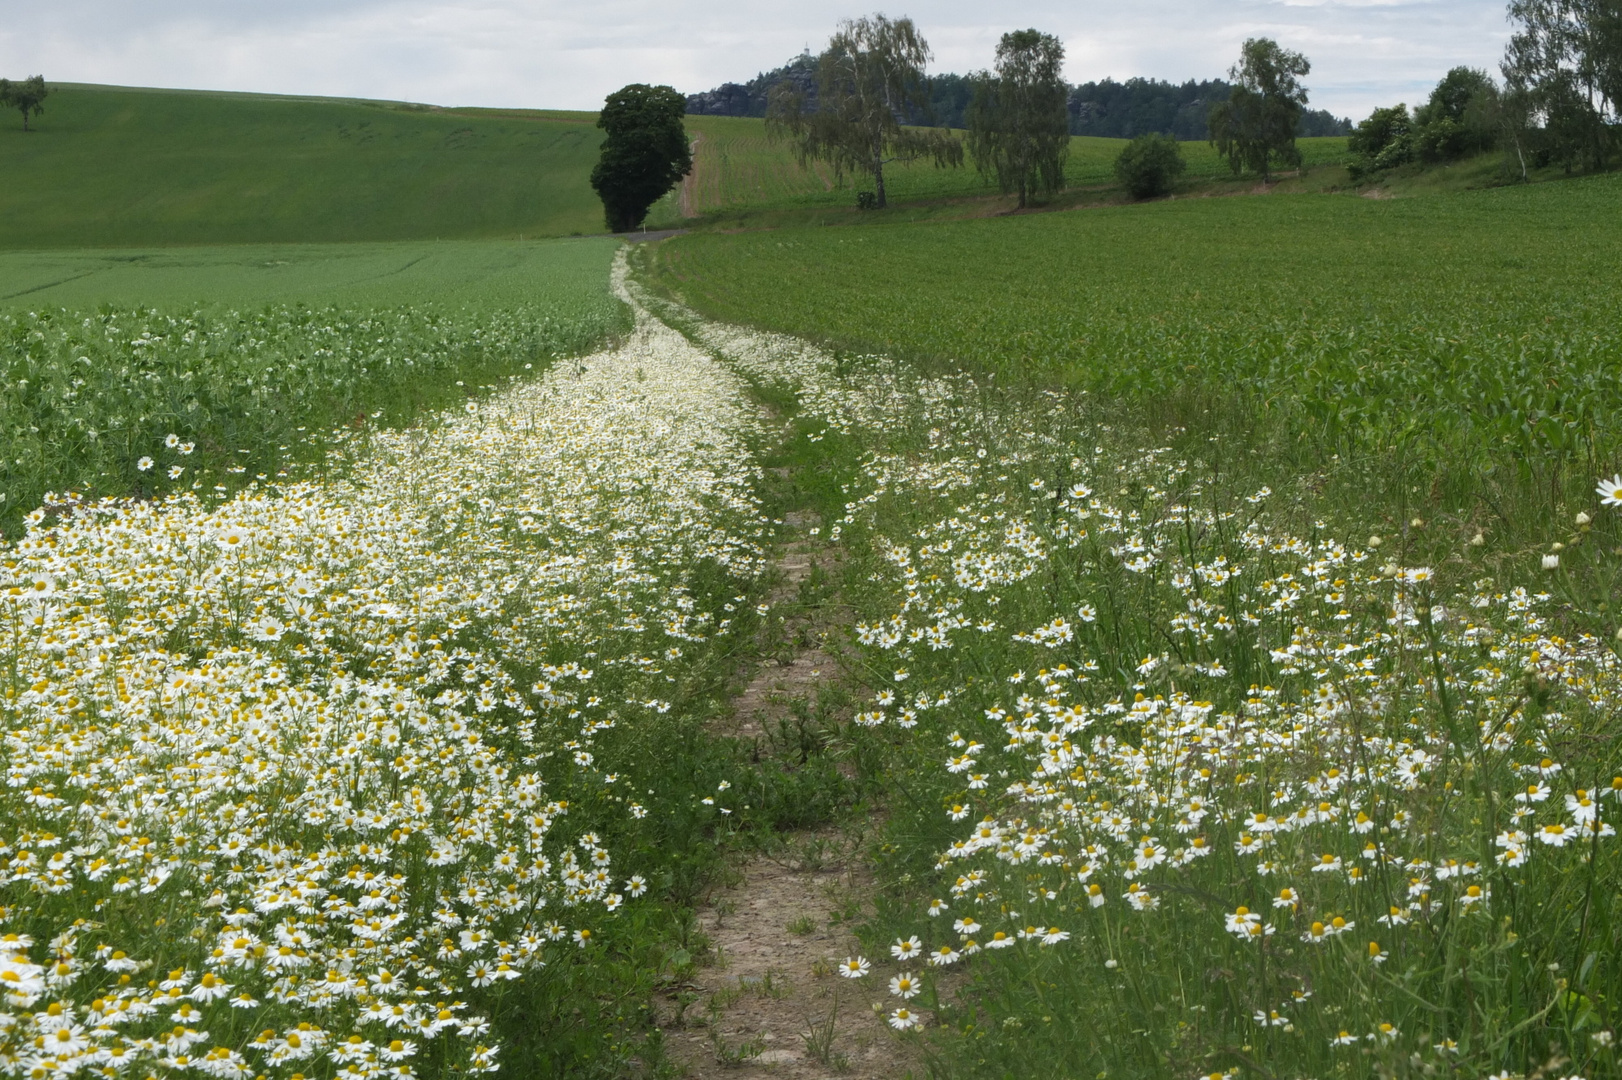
[1598,475,1622,506]
[890,936,923,961]
[887,1007,919,1030]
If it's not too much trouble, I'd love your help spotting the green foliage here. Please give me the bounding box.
[0,238,628,538]
[0,86,608,248]
[1208,38,1311,181]
[965,30,1070,208]
[1113,132,1185,199]
[590,84,692,232]
[1351,70,1502,179]
[1414,66,1501,162]
[0,75,48,131]
[1504,0,1622,173]
[765,14,963,209]
[1348,104,1414,176]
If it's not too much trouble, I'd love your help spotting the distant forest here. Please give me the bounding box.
[685,56,1352,139]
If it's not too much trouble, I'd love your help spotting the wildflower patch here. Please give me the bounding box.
[0,253,766,1080]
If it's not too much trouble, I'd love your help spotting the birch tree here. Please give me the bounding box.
[766,14,962,209]
[966,29,1070,208]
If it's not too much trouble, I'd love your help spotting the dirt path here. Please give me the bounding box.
[657,509,929,1078]
[680,134,706,218]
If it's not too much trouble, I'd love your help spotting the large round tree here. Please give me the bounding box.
[590,84,692,233]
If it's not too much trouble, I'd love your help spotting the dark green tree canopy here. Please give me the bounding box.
[966,29,1070,208]
[1207,38,1311,181]
[589,84,692,233]
[1348,104,1412,157]
[1347,103,1415,174]
[1413,68,1500,162]
[765,14,962,209]
[0,75,49,131]
[1418,67,1498,126]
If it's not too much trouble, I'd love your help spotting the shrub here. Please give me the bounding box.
[1414,67,1500,162]
[1113,133,1185,200]
[1347,104,1413,177]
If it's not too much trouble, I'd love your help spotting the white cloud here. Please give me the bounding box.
[0,0,1512,119]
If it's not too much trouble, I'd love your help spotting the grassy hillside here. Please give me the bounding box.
[0,86,1355,248]
[680,114,1351,215]
[0,85,607,248]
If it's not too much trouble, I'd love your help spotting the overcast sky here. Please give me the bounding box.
[1,0,1512,121]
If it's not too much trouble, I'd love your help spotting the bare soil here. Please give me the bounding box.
[656,834,925,1078]
[680,134,705,219]
[658,511,934,1078]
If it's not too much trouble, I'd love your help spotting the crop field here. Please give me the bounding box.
[0,237,626,538]
[682,115,1350,214]
[0,86,608,247]
[651,172,1622,536]
[0,238,621,310]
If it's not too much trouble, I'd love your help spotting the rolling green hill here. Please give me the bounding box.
[679,114,1351,215]
[0,85,609,248]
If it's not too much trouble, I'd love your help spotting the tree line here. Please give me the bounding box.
[592,16,1327,226]
[596,2,1620,229]
[763,17,1321,209]
[1348,1,1620,177]
[685,58,1350,140]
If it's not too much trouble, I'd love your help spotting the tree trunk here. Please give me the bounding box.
[20,110,28,132]
[873,156,887,208]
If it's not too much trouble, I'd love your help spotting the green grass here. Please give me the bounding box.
[0,85,608,248]
[681,114,1351,216]
[0,236,628,537]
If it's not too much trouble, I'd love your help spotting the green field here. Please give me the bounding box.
[682,114,1351,215]
[0,237,626,535]
[649,171,1622,528]
[0,236,620,309]
[0,85,608,247]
